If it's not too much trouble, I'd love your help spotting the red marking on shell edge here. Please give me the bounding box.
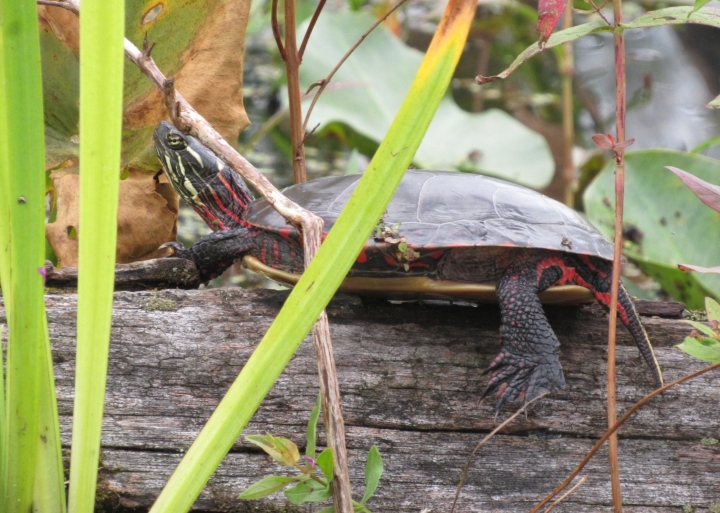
[356,251,368,264]
[429,250,445,259]
[384,254,398,266]
[272,241,279,263]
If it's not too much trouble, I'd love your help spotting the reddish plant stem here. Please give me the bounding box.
[560,0,575,207]
[271,0,286,61]
[281,0,308,184]
[607,0,627,509]
[298,0,327,61]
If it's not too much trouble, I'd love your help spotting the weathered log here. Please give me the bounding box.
[5,289,720,512]
[44,258,199,290]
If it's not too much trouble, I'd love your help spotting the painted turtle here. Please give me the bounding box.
[154,121,663,409]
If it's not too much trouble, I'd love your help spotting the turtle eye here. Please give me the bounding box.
[165,132,187,150]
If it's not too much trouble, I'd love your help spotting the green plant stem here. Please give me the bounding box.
[67,0,125,510]
[0,0,48,510]
[149,2,476,510]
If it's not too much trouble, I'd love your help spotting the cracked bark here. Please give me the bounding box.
[4,290,719,512]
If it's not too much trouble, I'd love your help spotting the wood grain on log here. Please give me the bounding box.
[3,289,718,512]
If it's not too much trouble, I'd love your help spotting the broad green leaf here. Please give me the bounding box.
[584,150,720,309]
[239,475,298,499]
[150,2,476,510]
[306,394,322,459]
[685,320,716,338]
[678,337,720,363]
[316,448,334,482]
[298,11,554,188]
[284,481,332,504]
[246,434,300,466]
[67,0,125,511]
[361,446,383,504]
[317,507,335,513]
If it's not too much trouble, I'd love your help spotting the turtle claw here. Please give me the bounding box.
[160,241,192,260]
[482,350,565,411]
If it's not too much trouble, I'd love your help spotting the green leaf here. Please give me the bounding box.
[677,337,720,363]
[706,297,720,329]
[316,448,334,482]
[317,508,335,513]
[686,321,716,338]
[691,135,720,154]
[298,11,554,188]
[306,394,322,460]
[354,501,373,513]
[239,475,298,499]
[284,481,332,505]
[361,446,384,504]
[246,434,300,466]
[584,150,720,309]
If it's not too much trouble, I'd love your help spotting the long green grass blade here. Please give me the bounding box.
[34,312,67,513]
[67,0,125,511]
[0,15,10,505]
[1,0,49,511]
[151,1,477,510]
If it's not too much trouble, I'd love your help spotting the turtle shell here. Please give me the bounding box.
[245,170,613,259]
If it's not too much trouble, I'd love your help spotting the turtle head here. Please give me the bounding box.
[153,121,253,230]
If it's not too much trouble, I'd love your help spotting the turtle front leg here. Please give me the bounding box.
[163,227,257,283]
[484,256,567,410]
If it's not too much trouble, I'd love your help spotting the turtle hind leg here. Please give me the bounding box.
[568,254,664,388]
[484,256,567,411]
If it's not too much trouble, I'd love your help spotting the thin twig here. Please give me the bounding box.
[543,475,588,513]
[588,0,612,26]
[528,362,720,513]
[301,0,409,134]
[298,0,328,61]
[271,0,287,61]
[449,392,550,513]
